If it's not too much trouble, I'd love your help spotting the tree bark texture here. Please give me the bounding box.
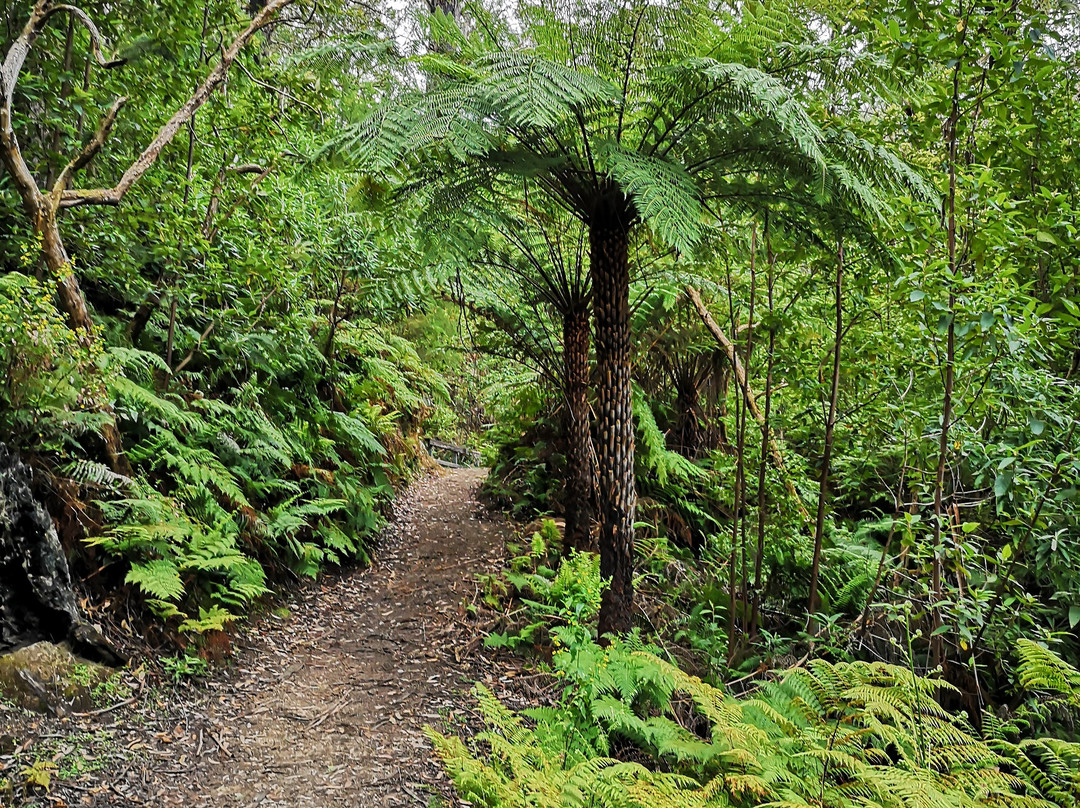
[672,367,703,459]
[562,307,593,555]
[591,215,635,639]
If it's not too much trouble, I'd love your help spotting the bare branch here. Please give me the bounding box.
[2,2,124,113]
[687,285,810,521]
[206,162,274,241]
[173,320,216,373]
[0,3,51,211]
[59,0,296,210]
[42,5,127,69]
[227,163,269,174]
[50,95,127,200]
[2,1,50,111]
[56,187,116,207]
[234,57,322,120]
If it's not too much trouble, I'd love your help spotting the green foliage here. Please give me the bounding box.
[0,0,454,641]
[19,760,56,792]
[427,682,670,808]
[0,272,110,453]
[160,652,211,683]
[453,0,1080,711]
[482,386,565,520]
[1016,640,1080,711]
[486,520,607,649]
[506,551,606,632]
[4,11,1080,808]
[434,630,1080,808]
[633,389,707,490]
[76,316,448,632]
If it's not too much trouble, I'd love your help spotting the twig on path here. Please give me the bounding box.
[207,729,231,758]
[434,558,485,573]
[277,661,305,682]
[111,786,143,804]
[310,694,352,728]
[72,696,138,717]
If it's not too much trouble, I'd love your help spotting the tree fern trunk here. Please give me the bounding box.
[591,213,635,639]
[673,369,702,459]
[562,307,593,555]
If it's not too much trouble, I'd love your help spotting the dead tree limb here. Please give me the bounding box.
[687,285,810,521]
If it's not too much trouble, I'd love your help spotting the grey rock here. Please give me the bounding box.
[0,443,124,665]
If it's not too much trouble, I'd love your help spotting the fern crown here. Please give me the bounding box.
[338,0,934,254]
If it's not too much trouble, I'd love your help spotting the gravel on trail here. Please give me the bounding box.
[2,467,535,807]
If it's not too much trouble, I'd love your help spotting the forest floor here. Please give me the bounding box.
[2,468,542,807]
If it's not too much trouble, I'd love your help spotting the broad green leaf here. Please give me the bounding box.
[994,472,1014,498]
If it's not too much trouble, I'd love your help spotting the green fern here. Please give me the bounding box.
[1016,640,1080,709]
[60,459,135,492]
[432,634,1080,808]
[125,559,184,602]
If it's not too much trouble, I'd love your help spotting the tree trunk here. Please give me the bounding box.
[37,206,94,335]
[688,286,809,520]
[38,205,132,474]
[750,231,777,641]
[931,57,964,670]
[562,307,593,555]
[738,227,758,634]
[729,392,745,657]
[703,354,729,452]
[807,239,844,623]
[128,284,162,343]
[725,226,756,660]
[591,212,635,640]
[673,368,702,459]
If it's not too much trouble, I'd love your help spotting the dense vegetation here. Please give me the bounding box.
[0,0,486,641]
[2,0,1078,804]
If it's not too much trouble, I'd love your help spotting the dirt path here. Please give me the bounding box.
[5,468,514,807]
[164,468,505,807]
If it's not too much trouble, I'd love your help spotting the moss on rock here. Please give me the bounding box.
[0,642,112,714]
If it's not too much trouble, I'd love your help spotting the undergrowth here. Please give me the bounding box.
[447,513,1080,807]
[1,270,452,643]
[431,626,1080,807]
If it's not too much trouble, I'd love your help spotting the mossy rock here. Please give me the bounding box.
[0,641,112,714]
